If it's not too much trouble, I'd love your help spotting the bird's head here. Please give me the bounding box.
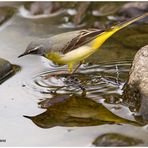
[18,39,47,58]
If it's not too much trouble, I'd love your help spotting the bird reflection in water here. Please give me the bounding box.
[24,93,142,128]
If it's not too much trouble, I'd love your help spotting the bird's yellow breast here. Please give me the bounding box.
[58,46,93,64]
[45,52,62,64]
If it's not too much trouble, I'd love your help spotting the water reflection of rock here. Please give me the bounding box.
[122,45,148,123]
[24,93,140,128]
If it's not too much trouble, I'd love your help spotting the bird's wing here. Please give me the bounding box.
[62,29,104,54]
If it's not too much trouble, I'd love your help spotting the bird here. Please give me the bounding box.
[18,13,148,74]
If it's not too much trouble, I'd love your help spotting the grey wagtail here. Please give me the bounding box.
[18,13,148,73]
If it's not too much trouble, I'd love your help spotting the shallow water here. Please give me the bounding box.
[0,2,148,146]
[29,61,130,95]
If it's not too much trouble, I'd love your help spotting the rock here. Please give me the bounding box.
[0,7,15,25]
[25,2,61,15]
[122,34,148,49]
[92,133,143,146]
[24,94,140,128]
[122,2,148,11]
[0,58,13,84]
[136,24,148,34]
[122,45,148,123]
[111,25,148,50]
[92,3,119,17]
[119,2,148,18]
[73,2,91,25]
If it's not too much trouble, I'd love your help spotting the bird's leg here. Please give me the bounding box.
[71,62,82,74]
[43,61,84,79]
[71,60,84,74]
[42,63,73,79]
[68,63,74,74]
[67,61,86,93]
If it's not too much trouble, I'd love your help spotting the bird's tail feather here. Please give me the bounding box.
[112,12,148,31]
[91,13,148,49]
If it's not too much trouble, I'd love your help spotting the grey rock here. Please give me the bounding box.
[73,2,90,25]
[119,2,148,18]
[122,45,148,122]
[93,133,143,146]
[0,58,13,83]
[0,7,15,25]
[122,2,148,11]
[128,45,148,96]
[25,2,61,15]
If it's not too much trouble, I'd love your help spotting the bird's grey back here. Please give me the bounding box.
[43,30,83,53]
[34,29,104,54]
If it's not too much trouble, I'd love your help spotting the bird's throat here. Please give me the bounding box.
[45,52,62,64]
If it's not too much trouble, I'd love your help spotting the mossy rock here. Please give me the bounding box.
[122,34,148,49]
[136,24,148,34]
[87,46,136,64]
[113,25,140,39]
[111,25,148,50]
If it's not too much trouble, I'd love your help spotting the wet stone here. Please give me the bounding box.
[93,133,143,146]
[0,7,15,25]
[136,24,148,34]
[103,94,122,104]
[73,2,90,25]
[92,3,120,17]
[111,25,148,50]
[119,2,148,18]
[123,34,148,49]
[0,58,16,84]
[24,2,61,15]
[122,45,148,123]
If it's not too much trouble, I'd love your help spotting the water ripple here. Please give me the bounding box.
[28,60,131,95]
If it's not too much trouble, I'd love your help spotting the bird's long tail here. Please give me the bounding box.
[92,13,148,49]
[112,12,148,31]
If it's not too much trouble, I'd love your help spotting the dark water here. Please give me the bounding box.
[0,2,148,146]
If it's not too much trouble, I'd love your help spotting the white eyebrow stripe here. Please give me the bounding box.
[30,45,42,52]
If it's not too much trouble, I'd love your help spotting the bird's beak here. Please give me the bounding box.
[18,52,28,58]
[23,115,33,119]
